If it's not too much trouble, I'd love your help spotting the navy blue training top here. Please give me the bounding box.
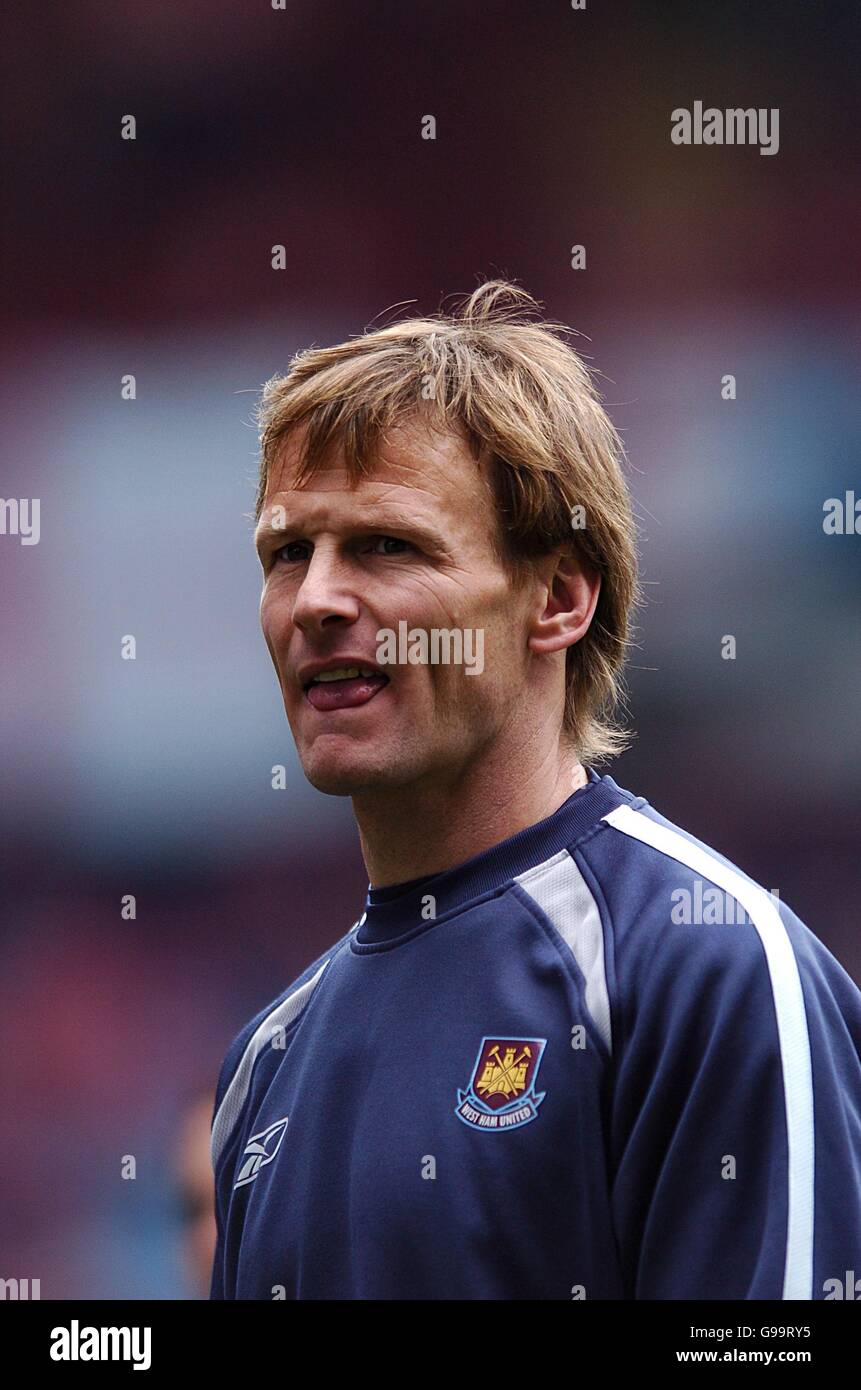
[209,770,861,1300]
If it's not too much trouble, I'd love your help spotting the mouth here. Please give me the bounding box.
[301,665,390,712]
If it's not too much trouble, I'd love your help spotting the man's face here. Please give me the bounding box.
[255,417,539,796]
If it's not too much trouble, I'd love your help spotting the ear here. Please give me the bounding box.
[527,549,601,656]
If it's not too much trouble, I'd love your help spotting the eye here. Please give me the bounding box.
[270,535,414,566]
[371,535,413,555]
[273,540,310,564]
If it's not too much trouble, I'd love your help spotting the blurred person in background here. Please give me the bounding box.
[173,1089,217,1298]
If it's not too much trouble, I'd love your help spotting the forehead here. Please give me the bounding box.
[260,418,493,523]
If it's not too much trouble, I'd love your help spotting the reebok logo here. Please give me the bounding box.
[234,1116,289,1188]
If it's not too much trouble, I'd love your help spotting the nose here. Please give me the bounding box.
[291,543,361,636]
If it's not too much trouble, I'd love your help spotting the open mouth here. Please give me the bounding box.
[303,666,390,712]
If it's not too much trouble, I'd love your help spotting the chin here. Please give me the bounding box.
[299,738,424,797]
[299,746,397,796]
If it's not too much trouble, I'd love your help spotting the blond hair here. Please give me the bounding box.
[254,280,641,763]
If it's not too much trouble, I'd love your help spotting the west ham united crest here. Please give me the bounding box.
[456,1036,547,1130]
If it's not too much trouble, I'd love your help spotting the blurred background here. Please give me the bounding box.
[1,0,859,1297]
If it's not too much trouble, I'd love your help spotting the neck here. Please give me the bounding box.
[353,732,588,888]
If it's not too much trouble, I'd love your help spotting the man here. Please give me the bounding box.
[210,281,861,1299]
